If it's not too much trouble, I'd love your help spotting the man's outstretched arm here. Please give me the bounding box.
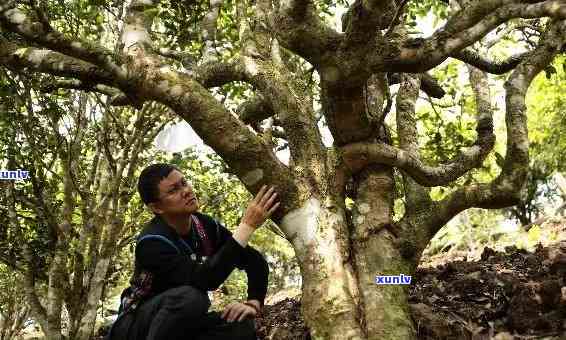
[216,221,269,306]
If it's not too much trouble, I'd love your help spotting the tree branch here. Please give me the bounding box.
[341,130,493,187]
[342,0,400,47]
[193,60,247,88]
[237,95,275,125]
[40,79,129,105]
[451,49,529,74]
[0,6,125,79]
[137,60,297,218]
[201,0,222,63]
[384,0,566,72]
[0,39,116,87]
[153,47,196,67]
[119,0,156,53]
[343,60,496,187]
[269,0,341,67]
[395,74,433,211]
[231,2,327,184]
[425,18,566,237]
[22,246,50,336]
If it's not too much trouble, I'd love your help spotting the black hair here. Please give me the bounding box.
[137,163,181,205]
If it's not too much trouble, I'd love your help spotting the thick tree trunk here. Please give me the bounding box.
[282,198,365,339]
[282,184,416,339]
[281,64,418,339]
[351,166,416,339]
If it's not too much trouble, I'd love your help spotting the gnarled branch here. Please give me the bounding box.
[341,132,494,187]
[342,61,496,187]
[237,95,275,125]
[269,0,341,67]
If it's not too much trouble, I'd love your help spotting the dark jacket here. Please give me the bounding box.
[131,212,269,306]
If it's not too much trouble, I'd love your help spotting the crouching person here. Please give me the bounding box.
[107,163,279,340]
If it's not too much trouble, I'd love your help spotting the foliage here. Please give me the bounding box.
[0,69,61,277]
[527,56,566,173]
[0,65,173,339]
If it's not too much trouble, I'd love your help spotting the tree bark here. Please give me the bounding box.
[281,198,365,339]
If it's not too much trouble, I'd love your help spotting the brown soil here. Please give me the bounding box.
[256,241,566,340]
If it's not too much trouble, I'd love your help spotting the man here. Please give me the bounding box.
[108,163,280,340]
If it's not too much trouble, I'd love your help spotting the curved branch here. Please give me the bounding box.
[0,40,116,87]
[193,60,247,88]
[341,135,494,187]
[344,62,496,187]
[270,0,341,67]
[451,49,529,74]
[133,59,298,220]
[0,6,125,78]
[425,19,566,237]
[383,0,566,72]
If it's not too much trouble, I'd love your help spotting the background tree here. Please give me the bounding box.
[0,67,170,339]
[510,55,566,225]
[1,0,566,339]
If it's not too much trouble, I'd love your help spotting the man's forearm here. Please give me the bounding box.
[232,222,255,247]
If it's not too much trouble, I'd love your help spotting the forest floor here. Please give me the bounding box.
[256,219,566,340]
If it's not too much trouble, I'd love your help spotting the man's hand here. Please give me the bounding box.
[221,301,258,322]
[241,185,280,228]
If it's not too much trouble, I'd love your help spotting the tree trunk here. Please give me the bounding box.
[74,257,111,340]
[282,198,366,339]
[43,243,67,340]
[281,171,417,339]
[350,165,416,339]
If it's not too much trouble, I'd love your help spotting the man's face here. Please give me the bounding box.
[149,170,199,216]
